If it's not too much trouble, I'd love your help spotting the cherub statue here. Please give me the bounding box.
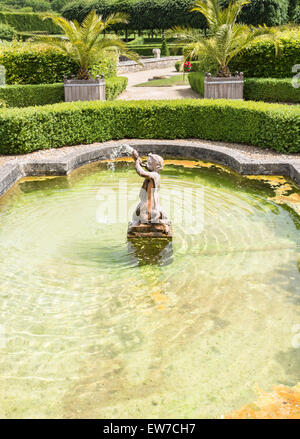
[129,149,171,236]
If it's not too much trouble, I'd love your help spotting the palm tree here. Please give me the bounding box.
[166,0,278,77]
[39,10,139,79]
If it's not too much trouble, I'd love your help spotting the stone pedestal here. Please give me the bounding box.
[152,48,161,59]
[127,223,172,239]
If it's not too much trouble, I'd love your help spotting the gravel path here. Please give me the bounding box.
[117,67,200,100]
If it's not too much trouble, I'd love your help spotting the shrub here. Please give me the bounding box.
[0,99,298,154]
[0,0,53,12]
[221,0,290,26]
[129,44,182,57]
[51,0,71,12]
[0,83,64,107]
[105,76,128,100]
[0,45,118,84]
[0,98,7,108]
[244,78,300,103]
[288,0,299,20]
[293,6,300,23]
[62,0,292,30]
[21,0,52,12]
[0,23,18,41]
[160,39,170,57]
[0,46,77,84]
[90,55,117,79]
[125,45,159,57]
[0,12,61,33]
[229,31,300,78]
[0,76,127,107]
[62,0,207,31]
[188,72,300,103]
[188,72,205,96]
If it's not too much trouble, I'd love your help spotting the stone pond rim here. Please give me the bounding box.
[1,141,300,198]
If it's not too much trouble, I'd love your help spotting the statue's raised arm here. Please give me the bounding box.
[132,149,154,180]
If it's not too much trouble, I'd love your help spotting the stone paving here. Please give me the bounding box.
[117,67,200,100]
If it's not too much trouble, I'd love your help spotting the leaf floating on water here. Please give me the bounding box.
[225,383,300,419]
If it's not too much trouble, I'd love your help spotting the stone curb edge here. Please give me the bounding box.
[1,141,300,198]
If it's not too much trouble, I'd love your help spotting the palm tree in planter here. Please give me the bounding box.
[39,10,139,101]
[166,0,278,99]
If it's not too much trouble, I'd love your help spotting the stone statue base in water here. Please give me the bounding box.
[127,223,172,239]
[127,149,172,240]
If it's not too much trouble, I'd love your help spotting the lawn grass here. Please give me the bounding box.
[135,74,189,87]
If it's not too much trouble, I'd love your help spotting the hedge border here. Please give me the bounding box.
[0,11,61,33]
[1,140,300,199]
[244,78,300,103]
[188,72,300,103]
[0,49,118,85]
[0,76,128,107]
[0,99,299,155]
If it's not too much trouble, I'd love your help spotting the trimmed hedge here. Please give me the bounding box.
[62,0,206,31]
[244,78,300,103]
[0,22,18,40]
[0,76,128,107]
[188,72,205,96]
[126,45,160,57]
[105,76,128,100]
[0,46,118,85]
[0,100,298,154]
[0,11,61,33]
[0,47,77,85]
[229,35,300,78]
[188,72,300,103]
[221,0,290,26]
[129,44,183,57]
[0,82,64,107]
[62,0,293,30]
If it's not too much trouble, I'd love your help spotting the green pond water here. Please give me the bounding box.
[0,159,299,419]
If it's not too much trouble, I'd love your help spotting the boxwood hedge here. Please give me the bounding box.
[0,46,118,85]
[0,76,128,107]
[188,72,205,96]
[0,12,61,33]
[188,72,300,103]
[0,100,298,154]
[244,78,300,103]
[229,35,300,78]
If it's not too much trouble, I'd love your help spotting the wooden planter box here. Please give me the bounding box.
[64,75,105,102]
[204,73,244,100]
